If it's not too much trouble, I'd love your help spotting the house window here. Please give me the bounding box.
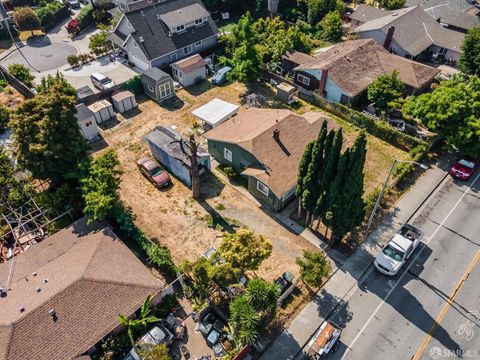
[256,181,269,196]
[438,47,448,55]
[119,2,125,11]
[183,45,192,55]
[297,73,310,86]
[224,148,232,162]
[240,159,250,168]
[176,25,185,32]
[159,82,171,98]
[195,18,203,25]
[148,85,154,92]
[85,120,93,127]
[171,53,177,62]
[172,68,177,76]
[282,186,296,201]
[133,40,138,48]
[195,41,202,47]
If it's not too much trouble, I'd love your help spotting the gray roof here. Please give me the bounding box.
[145,126,208,168]
[142,67,171,82]
[353,6,464,55]
[349,4,391,23]
[114,0,218,61]
[75,104,94,121]
[406,0,480,30]
[159,3,210,29]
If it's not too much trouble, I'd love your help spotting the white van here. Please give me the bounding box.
[90,72,115,90]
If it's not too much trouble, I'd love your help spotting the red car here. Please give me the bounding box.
[449,158,477,180]
[137,157,171,188]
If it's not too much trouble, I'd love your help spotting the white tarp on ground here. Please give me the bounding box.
[192,98,239,128]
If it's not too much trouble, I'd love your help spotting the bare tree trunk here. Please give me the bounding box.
[297,199,302,220]
[189,134,201,200]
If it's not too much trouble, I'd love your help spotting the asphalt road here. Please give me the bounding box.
[317,173,480,360]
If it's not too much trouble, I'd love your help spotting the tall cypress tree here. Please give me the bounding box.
[302,121,328,224]
[296,140,315,218]
[331,132,367,242]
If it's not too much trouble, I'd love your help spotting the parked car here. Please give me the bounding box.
[211,66,231,85]
[308,320,342,357]
[67,0,80,9]
[374,223,424,276]
[197,312,228,357]
[124,326,174,360]
[275,271,294,295]
[90,72,115,91]
[449,158,477,180]
[137,157,171,188]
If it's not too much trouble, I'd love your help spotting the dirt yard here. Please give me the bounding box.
[0,85,25,109]
[95,81,410,279]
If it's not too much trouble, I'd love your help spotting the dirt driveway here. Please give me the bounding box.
[97,82,316,280]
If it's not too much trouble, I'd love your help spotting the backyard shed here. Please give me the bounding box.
[145,126,211,188]
[171,54,207,87]
[76,103,98,141]
[275,83,298,104]
[142,68,175,102]
[112,90,137,113]
[88,99,114,124]
[192,98,239,130]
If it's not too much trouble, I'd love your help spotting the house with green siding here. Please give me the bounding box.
[205,108,336,211]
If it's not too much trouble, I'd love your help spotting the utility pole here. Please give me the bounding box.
[189,134,201,200]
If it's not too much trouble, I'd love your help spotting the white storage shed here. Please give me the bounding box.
[192,98,240,130]
[76,104,98,141]
[112,91,138,113]
[88,100,114,124]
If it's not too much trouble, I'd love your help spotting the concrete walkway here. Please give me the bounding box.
[261,157,451,360]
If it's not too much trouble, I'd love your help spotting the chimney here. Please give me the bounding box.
[319,68,328,97]
[383,26,395,50]
[273,128,280,141]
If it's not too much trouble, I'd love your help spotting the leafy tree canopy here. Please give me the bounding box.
[245,277,280,313]
[367,70,404,112]
[138,344,171,360]
[14,7,41,35]
[36,72,77,97]
[318,11,343,43]
[296,250,332,288]
[403,75,480,158]
[366,0,405,9]
[8,63,34,87]
[229,295,261,346]
[218,229,272,271]
[458,27,480,77]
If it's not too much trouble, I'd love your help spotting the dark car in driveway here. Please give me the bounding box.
[137,157,171,188]
[449,158,477,180]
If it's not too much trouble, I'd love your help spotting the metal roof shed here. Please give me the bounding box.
[112,91,137,113]
[88,99,114,124]
[192,98,239,129]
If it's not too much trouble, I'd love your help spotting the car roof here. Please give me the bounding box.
[138,157,159,169]
[91,72,107,80]
[390,234,412,251]
[139,326,166,345]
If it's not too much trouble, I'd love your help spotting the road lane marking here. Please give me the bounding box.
[412,249,480,360]
[341,172,480,359]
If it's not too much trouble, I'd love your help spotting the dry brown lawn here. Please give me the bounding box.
[0,86,25,109]
[96,81,410,279]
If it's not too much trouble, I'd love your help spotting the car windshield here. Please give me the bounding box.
[382,244,405,261]
[99,77,111,84]
[458,159,475,169]
[149,165,163,176]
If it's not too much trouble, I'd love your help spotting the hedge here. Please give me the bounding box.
[36,1,63,27]
[302,92,427,152]
[76,4,93,31]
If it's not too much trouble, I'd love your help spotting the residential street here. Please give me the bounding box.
[328,173,480,360]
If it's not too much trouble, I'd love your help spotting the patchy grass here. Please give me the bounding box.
[19,31,45,42]
[0,85,25,109]
[215,203,226,211]
[218,17,239,33]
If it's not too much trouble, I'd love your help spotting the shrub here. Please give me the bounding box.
[67,54,79,67]
[76,4,93,30]
[295,250,331,288]
[146,243,177,276]
[8,63,34,87]
[0,79,7,91]
[0,105,10,132]
[222,166,237,179]
[153,294,178,318]
[121,75,143,95]
[36,1,63,27]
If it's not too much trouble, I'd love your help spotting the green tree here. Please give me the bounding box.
[219,229,272,272]
[295,250,332,288]
[89,29,110,55]
[296,140,314,218]
[138,344,171,360]
[8,64,34,87]
[0,148,14,190]
[81,150,122,222]
[209,262,242,288]
[118,295,160,346]
[11,85,87,183]
[318,11,343,42]
[14,7,41,37]
[403,75,480,158]
[306,0,341,24]
[0,105,10,132]
[458,27,480,76]
[229,295,261,346]
[36,72,77,97]
[366,0,405,9]
[367,70,404,113]
[245,277,280,313]
[332,132,367,241]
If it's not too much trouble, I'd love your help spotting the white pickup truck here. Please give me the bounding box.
[374,223,424,276]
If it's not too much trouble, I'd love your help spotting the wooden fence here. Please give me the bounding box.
[0,65,35,99]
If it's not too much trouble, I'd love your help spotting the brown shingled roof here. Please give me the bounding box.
[205,108,339,197]
[172,54,206,73]
[0,218,163,360]
[295,39,439,97]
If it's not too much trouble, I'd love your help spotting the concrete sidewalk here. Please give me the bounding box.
[261,158,450,360]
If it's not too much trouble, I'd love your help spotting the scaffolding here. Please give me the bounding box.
[0,184,74,291]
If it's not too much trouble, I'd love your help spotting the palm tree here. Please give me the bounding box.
[118,295,160,346]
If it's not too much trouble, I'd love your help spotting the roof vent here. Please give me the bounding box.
[0,287,5,298]
[139,36,144,43]
[49,309,58,322]
[156,13,161,20]
[32,272,37,277]
[43,278,48,284]
[19,306,25,313]
[35,287,41,293]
